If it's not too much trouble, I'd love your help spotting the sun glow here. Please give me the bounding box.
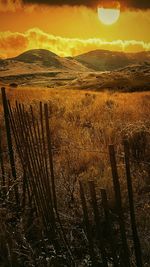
[98,7,120,25]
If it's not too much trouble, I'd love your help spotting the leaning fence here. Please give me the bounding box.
[0,87,144,267]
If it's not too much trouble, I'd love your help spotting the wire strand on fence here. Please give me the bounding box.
[2,143,150,167]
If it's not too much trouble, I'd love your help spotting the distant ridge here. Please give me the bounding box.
[0,49,149,91]
[75,49,150,71]
[2,48,150,72]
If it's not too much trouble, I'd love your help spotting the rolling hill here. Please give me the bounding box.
[0,49,90,76]
[0,49,150,91]
[75,50,150,71]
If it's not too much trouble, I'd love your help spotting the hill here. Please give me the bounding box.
[0,49,150,91]
[0,49,90,76]
[13,49,62,68]
[75,50,150,71]
[64,63,150,91]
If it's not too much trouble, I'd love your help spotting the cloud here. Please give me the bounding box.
[0,28,150,58]
[123,0,150,10]
[24,1,150,10]
[0,31,28,58]
[0,0,150,11]
[0,0,23,12]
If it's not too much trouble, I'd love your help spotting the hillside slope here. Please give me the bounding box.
[0,49,91,77]
[75,50,150,71]
[0,49,150,91]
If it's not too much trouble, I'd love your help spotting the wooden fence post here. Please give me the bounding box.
[44,103,57,211]
[43,103,74,263]
[88,181,108,267]
[79,181,96,266]
[0,128,6,195]
[124,140,143,267]
[101,188,119,267]
[1,87,19,206]
[109,144,131,267]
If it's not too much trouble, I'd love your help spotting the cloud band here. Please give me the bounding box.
[0,28,150,59]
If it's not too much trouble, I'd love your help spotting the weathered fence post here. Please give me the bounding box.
[0,128,6,195]
[44,103,75,263]
[124,140,143,267]
[79,180,96,266]
[1,87,19,206]
[109,144,131,267]
[101,188,119,267]
[44,103,57,211]
[88,181,108,267]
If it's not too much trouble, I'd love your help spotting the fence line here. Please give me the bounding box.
[0,87,144,267]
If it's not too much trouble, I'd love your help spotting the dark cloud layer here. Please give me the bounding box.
[23,0,150,10]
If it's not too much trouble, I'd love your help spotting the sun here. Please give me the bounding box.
[98,7,120,25]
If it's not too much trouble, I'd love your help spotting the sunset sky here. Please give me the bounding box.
[0,0,150,58]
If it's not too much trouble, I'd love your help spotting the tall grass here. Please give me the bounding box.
[0,87,150,266]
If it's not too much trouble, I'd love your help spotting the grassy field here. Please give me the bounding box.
[0,87,150,266]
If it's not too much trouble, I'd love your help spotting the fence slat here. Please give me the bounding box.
[88,181,108,267]
[109,144,131,267]
[44,103,57,211]
[79,181,96,266]
[1,87,19,206]
[7,101,31,208]
[101,188,119,267]
[0,128,6,194]
[124,140,143,267]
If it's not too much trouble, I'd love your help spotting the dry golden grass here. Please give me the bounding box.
[1,86,149,131]
[0,86,150,266]
[1,86,149,202]
[1,86,150,177]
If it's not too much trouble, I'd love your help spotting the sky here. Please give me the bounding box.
[0,0,150,58]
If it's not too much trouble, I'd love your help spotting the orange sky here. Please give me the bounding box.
[0,4,150,58]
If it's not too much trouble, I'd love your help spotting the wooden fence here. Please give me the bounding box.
[0,87,143,267]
